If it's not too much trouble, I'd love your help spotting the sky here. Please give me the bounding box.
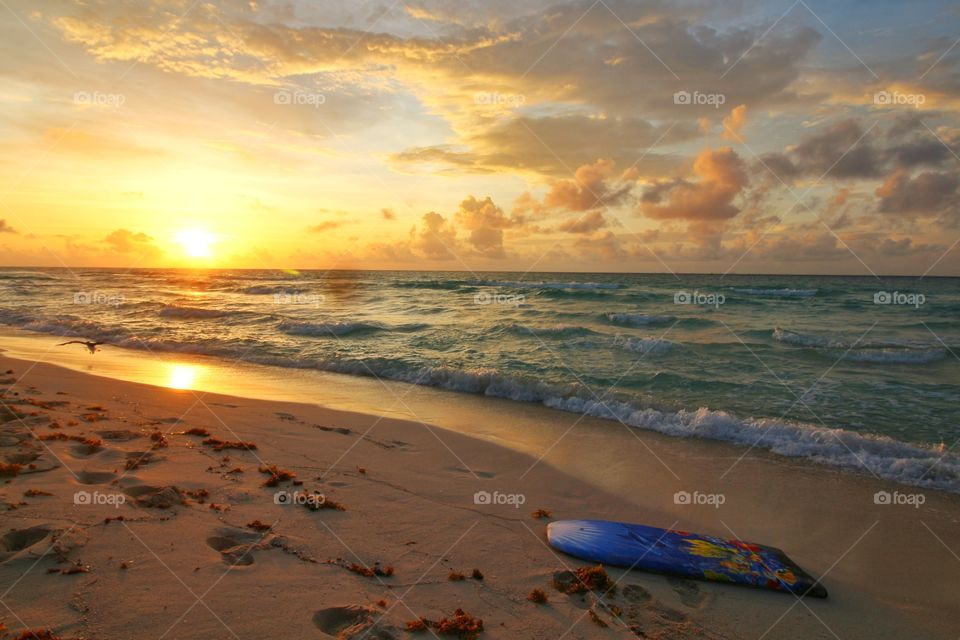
[1,0,959,275]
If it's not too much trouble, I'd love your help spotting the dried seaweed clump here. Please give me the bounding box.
[4,629,62,640]
[246,520,272,531]
[587,608,608,628]
[258,464,296,487]
[346,562,394,578]
[527,588,547,603]
[184,427,210,437]
[202,437,257,451]
[406,609,484,639]
[149,430,168,448]
[0,462,23,477]
[531,508,552,519]
[552,565,615,595]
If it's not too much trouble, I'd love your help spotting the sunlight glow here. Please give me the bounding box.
[176,229,216,259]
[167,363,200,390]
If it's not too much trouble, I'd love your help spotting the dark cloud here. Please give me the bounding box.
[875,170,960,216]
[760,120,884,181]
[0,219,16,234]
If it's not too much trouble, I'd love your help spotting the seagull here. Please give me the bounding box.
[57,340,106,354]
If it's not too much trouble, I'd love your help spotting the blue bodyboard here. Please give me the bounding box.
[547,519,827,598]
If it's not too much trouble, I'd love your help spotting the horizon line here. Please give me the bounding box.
[0,265,956,278]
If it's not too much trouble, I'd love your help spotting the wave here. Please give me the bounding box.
[541,397,960,492]
[471,279,620,290]
[395,280,465,290]
[773,327,844,349]
[605,312,676,327]
[1,307,957,491]
[734,288,817,298]
[774,328,946,364]
[0,271,60,281]
[840,349,946,364]
[503,323,598,338]
[238,285,309,295]
[277,319,427,337]
[612,336,678,356]
[158,305,227,320]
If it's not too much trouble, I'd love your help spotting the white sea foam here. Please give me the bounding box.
[277,319,427,337]
[774,328,945,364]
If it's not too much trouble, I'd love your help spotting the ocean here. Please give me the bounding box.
[1,268,958,491]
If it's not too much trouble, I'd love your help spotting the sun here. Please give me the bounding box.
[176,229,216,259]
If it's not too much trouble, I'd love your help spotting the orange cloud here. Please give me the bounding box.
[641,147,748,221]
[721,104,747,141]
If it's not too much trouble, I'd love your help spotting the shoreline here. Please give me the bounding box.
[1,327,956,496]
[1,348,959,638]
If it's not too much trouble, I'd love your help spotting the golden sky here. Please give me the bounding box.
[1,0,959,275]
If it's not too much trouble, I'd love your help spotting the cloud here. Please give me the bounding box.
[558,210,607,233]
[104,229,156,253]
[414,212,458,260]
[0,219,16,234]
[102,229,162,263]
[876,236,941,256]
[381,208,396,220]
[721,104,747,141]
[760,120,884,181]
[641,147,748,221]
[307,221,343,233]
[875,169,960,216]
[543,159,634,212]
[454,195,515,258]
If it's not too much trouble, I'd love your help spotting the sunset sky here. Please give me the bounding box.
[1,0,959,274]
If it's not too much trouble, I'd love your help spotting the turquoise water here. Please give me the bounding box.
[1,269,958,490]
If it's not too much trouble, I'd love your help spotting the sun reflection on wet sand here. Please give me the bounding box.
[166,363,201,390]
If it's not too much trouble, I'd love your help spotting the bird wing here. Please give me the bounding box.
[57,341,86,346]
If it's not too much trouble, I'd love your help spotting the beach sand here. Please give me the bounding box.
[1,350,958,639]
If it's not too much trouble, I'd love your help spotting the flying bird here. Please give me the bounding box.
[57,340,106,354]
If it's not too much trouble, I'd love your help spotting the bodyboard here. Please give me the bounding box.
[547,519,827,598]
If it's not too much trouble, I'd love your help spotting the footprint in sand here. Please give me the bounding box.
[75,470,117,485]
[313,605,398,640]
[206,528,265,566]
[621,584,653,604]
[122,484,186,509]
[0,525,53,563]
[668,576,709,608]
[3,451,58,474]
[4,451,39,465]
[70,441,104,457]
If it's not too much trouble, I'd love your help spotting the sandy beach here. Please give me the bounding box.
[1,347,958,640]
